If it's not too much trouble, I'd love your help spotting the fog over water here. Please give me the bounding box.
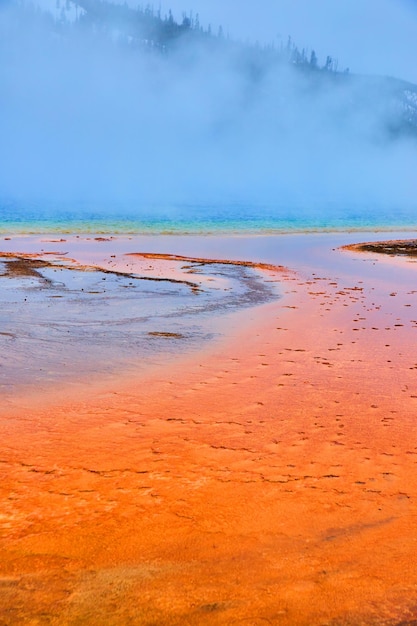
[1,0,416,228]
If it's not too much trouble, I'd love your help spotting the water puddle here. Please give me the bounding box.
[0,254,280,393]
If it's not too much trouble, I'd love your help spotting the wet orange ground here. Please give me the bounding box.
[1,237,417,625]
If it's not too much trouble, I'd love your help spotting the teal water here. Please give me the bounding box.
[1,200,417,234]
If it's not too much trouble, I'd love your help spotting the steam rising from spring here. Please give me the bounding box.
[0,1,416,216]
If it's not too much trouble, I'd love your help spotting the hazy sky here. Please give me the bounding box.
[2,0,416,209]
[156,0,417,84]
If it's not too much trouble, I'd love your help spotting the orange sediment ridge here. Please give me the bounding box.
[128,251,286,272]
[1,235,417,625]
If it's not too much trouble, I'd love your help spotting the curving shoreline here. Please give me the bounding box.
[0,246,283,395]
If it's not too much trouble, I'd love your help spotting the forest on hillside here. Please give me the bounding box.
[9,0,346,72]
[6,0,417,138]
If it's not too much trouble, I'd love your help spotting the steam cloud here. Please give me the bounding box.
[0,1,416,217]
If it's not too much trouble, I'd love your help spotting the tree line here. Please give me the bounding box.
[19,0,347,74]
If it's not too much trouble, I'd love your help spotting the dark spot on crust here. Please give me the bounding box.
[342,239,417,257]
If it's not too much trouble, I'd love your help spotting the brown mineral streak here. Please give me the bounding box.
[129,251,285,272]
[1,236,417,625]
[0,251,206,296]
